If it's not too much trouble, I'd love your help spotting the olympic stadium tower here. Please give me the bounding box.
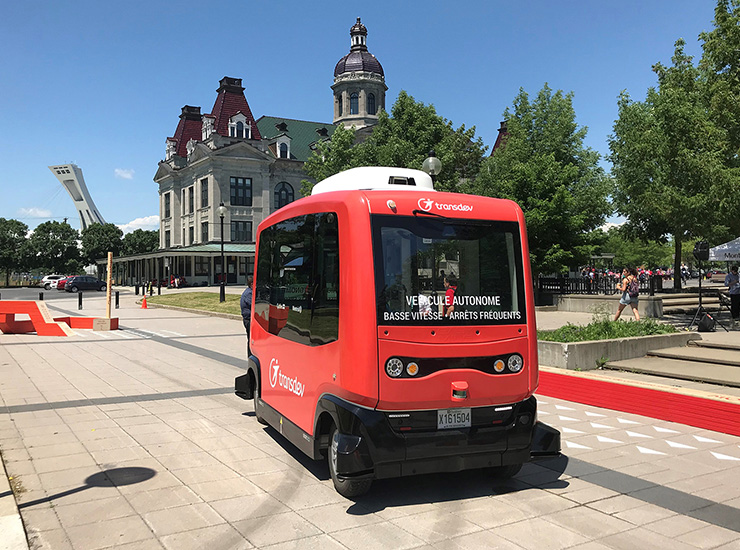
[48,164,106,229]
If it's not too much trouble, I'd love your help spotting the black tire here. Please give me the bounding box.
[491,463,522,479]
[100,284,106,291]
[328,425,372,498]
[253,375,267,425]
[70,286,79,293]
[44,283,50,290]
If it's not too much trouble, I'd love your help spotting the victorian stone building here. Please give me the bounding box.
[108,18,386,287]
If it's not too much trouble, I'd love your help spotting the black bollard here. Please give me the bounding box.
[39,292,44,301]
[158,280,161,295]
[115,291,119,309]
[135,284,139,296]
[78,292,83,310]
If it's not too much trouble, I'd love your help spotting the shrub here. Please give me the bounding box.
[538,319,677,343]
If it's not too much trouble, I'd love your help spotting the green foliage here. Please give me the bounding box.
[29,221,81,274]
[608,39,728,289]
[467,84,612,277]
[0,218,30,286]
[700,0,740,237]
[81,223,123,265]
[122,229,159,255]
[593,226,673,269]
[302,91,486,194]
[538,318,677,343]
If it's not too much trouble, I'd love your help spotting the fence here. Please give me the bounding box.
[537,275,660,296]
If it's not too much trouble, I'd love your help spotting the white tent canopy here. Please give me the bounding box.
[709,237,740,262]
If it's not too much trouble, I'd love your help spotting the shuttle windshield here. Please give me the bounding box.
[372,215,526,325]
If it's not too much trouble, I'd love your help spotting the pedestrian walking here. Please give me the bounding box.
[240,275,253,356]
[725,266,740,328]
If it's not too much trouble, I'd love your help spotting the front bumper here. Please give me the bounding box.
[326,395,560,480]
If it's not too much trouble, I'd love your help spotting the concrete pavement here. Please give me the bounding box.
[0,287,739,549]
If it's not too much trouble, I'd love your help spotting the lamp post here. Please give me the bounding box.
[422,150,442,185]
[216,202,228,302]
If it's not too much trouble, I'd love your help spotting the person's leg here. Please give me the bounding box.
[614,303,626,321]
[731,295,740,326]
[631,303,640,321]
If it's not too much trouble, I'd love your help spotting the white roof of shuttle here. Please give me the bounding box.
[311,167,436,195]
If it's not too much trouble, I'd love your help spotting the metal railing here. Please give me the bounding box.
[537,275,660,296]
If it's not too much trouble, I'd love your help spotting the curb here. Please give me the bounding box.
[0,452,29,550]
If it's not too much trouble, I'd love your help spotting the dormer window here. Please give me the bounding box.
[228,113,251,139]
[279,143,288,159]
[166,139,177,161]
[202,116,215,140]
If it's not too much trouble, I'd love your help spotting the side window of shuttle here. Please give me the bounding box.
[255,212,339,346]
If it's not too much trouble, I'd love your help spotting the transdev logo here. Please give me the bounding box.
[417,197,473,213]
[268,358,305,397]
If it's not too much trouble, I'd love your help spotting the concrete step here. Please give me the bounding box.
[605,356,740,387]
[689,340,740,352]
[646,346,740,367]
[662,298,720,306]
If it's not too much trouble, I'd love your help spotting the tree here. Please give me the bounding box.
[595,226,673,269]
[466,84,612,278]
[122,229,159,255]
[29,221,81,274]
[302,91,487,194]
[608,40,728,289]
[0,218,30,286]
[80,223,123,265]
[699,0,740,236]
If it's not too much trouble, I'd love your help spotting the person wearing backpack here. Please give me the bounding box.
[614,267,641,321]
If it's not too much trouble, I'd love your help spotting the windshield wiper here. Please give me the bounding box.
[412,209,448,219]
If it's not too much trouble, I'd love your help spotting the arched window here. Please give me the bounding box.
[368,93,376,115]
[350,93,359,115]
[236,121,244,138]
[337,94,343,117]
[279,143,288,159]
[274,182,295,209]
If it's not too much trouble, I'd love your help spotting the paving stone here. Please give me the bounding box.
[160,524,253,550]
[124,485,202,515]
[210,493,290,522]
[495,517,590,550]
[65,515,155,550]
[329,521,425,550]
[143,502,225,536]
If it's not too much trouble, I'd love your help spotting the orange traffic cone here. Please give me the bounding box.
[141,296,148,309]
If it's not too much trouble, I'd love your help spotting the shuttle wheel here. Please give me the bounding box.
[253,393,267,425]
[491,463,522,479]
[328,426,371,498]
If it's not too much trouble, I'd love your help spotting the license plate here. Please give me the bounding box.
[437,408,471,429]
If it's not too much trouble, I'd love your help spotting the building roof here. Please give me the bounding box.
[256,116,336,162]
[209,77,262,141]
[171,106,203,158]
[334,17,384,78]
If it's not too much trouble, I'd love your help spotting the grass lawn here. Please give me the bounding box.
[538,318,677,343]
[145,292,242,316]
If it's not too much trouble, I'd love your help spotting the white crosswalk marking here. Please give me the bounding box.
[617,418,641,425]
[584,411,606,418]
[596,436,623,444]
[710,452,740,461]
[558,416,579,421]
[565,441,591,450]
[562,427,585,434]
[160,330,185,336]
[637,446,666,456]
[554,405,576,411]
[665,441,697,450]
[90,331,112,339]
[590,422,613,429]
[626,431,653,439]
[693,435,722,444]
[654,426,680,434]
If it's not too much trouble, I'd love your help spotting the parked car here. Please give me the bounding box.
[56,276,75,291]
[64,276,107,292]
[41,274,65,290]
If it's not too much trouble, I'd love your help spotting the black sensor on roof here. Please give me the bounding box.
[388,176,416,186]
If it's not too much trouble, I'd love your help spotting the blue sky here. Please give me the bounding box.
[0,1,718,232]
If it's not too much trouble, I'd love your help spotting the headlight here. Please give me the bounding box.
[386,358,403,378]
[406,362,419,376]
[507,354,523,373]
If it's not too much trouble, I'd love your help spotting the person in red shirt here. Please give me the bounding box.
[444,275,458,317]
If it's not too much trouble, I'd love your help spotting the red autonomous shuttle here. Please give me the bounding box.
[236,166,560,497]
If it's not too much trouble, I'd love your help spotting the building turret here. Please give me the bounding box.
[332,18,387,129]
